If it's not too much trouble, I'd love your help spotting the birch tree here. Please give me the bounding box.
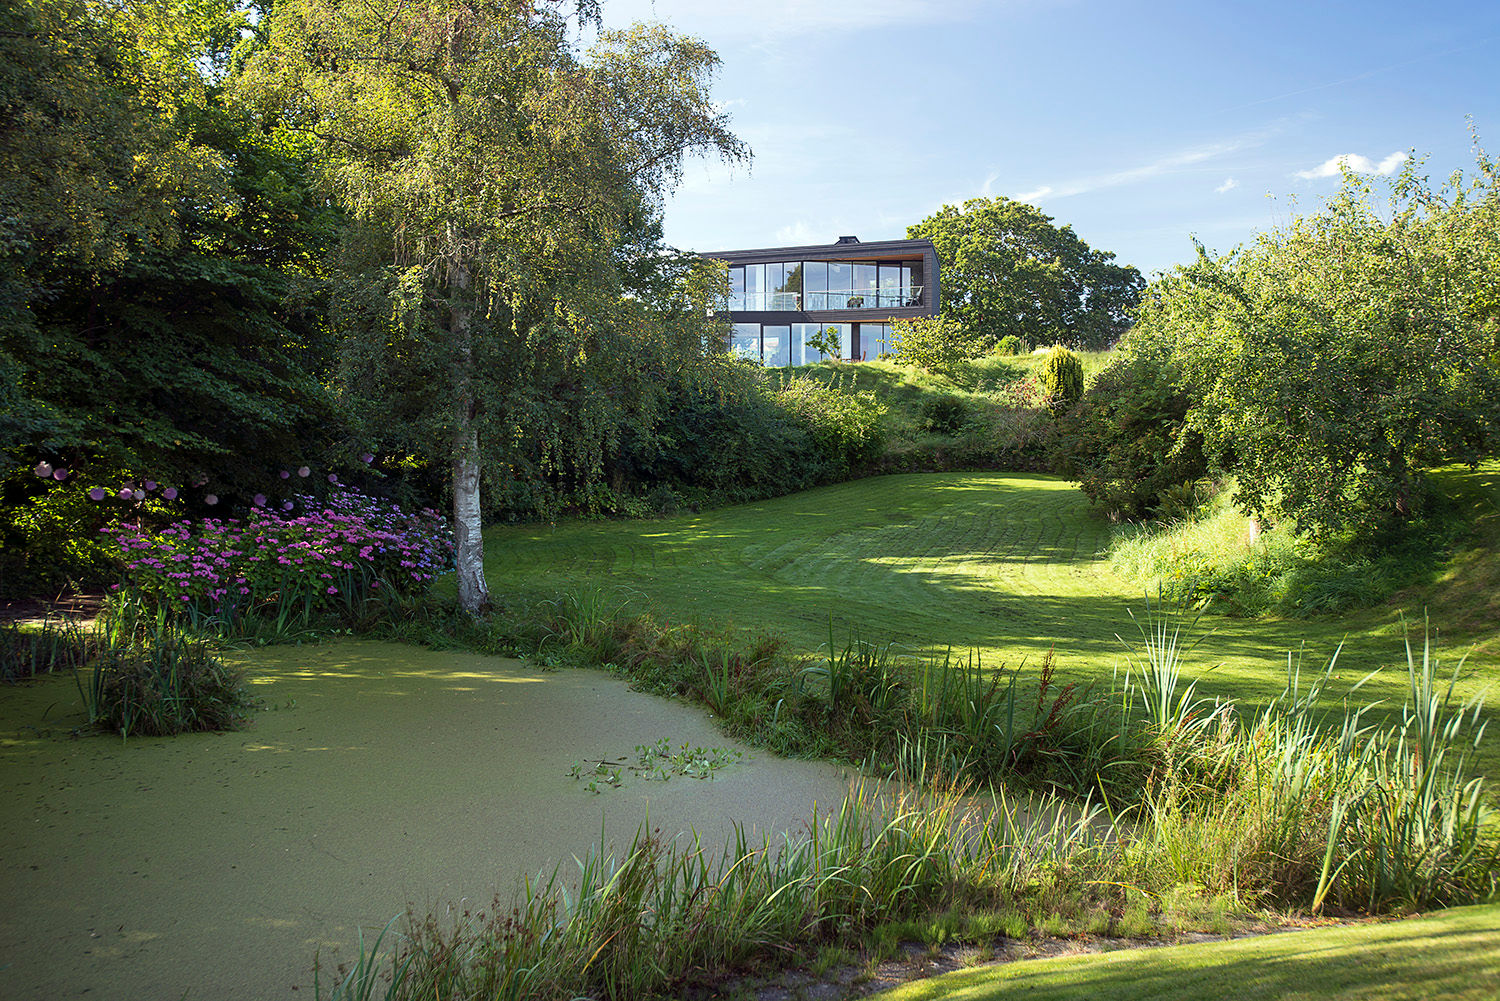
[242,0,745,612]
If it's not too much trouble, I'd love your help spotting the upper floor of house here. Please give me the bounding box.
[701,236,940,323]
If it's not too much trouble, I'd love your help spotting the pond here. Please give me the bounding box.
[0,641,855,1001]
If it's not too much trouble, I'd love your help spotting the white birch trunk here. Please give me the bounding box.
[448,249,490,614]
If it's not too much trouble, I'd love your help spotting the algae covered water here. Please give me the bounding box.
[0,640,854,1001]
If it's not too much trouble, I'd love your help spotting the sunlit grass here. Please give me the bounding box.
[869,903,1500,1001]
[482,467,1500,779]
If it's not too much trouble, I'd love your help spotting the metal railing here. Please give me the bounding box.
[729,286,924,312]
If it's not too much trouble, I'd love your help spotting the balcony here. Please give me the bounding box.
[728,286,925,312]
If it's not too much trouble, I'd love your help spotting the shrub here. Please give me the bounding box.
[1053,346,1207,520]
[1035,344,1084,415]
[891,315,979,376]
[104,488,454,635]
[775,376,888,471]
[0,615,94,683]
[80,598,251,736]
[992,334,1026,356]
[918,394,971,436]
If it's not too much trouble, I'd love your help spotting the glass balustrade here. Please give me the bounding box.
[729,286,923,311]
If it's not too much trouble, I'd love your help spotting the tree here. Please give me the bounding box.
[908,197,1144,350]
[1128,148,1500,536]
[1,0,347,594]
[891,314,976,376]
[241,0,746,613]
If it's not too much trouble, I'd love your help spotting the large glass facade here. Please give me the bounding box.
[726,259,922,313]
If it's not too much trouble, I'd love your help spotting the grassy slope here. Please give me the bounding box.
[870,904,1500,1001]
[483,465,1500,778]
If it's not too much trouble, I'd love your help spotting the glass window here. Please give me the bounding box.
[762,325,791,367]
[791,323,842,365]
[851,264,877,308]
[728,266,745,311]
[802,261,827,311]
[827,262,851,309]
[879,264,902,309]
[770,262,798,310]
[730,323,761,361]
[743,263,765,311]
[858,322,892,360]
[903,264,921,306]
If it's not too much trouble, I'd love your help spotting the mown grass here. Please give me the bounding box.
[870,902,1500,1001]
[481,466,1500,780]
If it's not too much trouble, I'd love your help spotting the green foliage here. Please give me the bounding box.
[993,334,1027,356]
[241,0,748,611]
[1129,146,1500,537]
[1035,344,1085,415]
[774,376,888,472]
[806,325,842,361]
[908,196,1144,350]
[1109,492,1465,618]
[0,615,94,683]
[918,394,971,436]
[1053,345,1207,519]
[80,596,251,737]
[890,314,980,376]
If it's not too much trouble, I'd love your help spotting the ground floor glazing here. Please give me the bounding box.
[730,322,896,367]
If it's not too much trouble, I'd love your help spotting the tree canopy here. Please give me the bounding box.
[239,0,746,612]
[1127,150,1500,536]
[908,196,1144,351]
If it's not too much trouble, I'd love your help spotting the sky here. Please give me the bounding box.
[586,0,1500,278]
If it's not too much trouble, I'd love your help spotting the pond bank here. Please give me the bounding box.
[0,640,855,1001]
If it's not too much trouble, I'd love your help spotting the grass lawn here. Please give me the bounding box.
[484,465,1500,778]
[869,903,1500,1001]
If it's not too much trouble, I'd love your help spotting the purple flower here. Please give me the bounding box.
[163,487,178,500]
[144,480,157,491]
[89,487,107,501]
[253,494,267,507]
[297,466,310,478]
[132,489,145,501]
[53,469,69,481]
[328,473,338,484]
[361,453,374,464]
[280,470,291,479]
[118,487,133,500]
[282,501,294,511]
[34,462,53,478]
[205,494,219,506]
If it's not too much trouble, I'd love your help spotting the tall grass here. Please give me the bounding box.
[76,590,251,737]
[0,614,94,682]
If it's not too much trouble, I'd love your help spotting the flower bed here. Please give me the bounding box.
[105,490,454,629]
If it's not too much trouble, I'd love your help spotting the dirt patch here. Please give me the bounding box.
[0,640,856,1001]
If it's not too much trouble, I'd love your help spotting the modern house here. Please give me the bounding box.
[702,236,941,366]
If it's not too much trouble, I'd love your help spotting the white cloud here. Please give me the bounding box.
[1215,177,1238,194]
[1014,185,1052,203]
[1294,150,1409,179]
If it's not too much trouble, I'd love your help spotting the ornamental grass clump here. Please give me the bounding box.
[78,593,251,737]
[105,489,454,637]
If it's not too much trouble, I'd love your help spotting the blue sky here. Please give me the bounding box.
[593,0,1500,278]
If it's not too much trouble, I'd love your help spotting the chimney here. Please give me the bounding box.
[835,235,860,244]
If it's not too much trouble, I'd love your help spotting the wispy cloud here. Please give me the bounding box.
[775,221,819,244]
[1294,151,1409,179]
[1008,126,1279,203]
[1215,177,1238,194]
[602,0,980,38]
